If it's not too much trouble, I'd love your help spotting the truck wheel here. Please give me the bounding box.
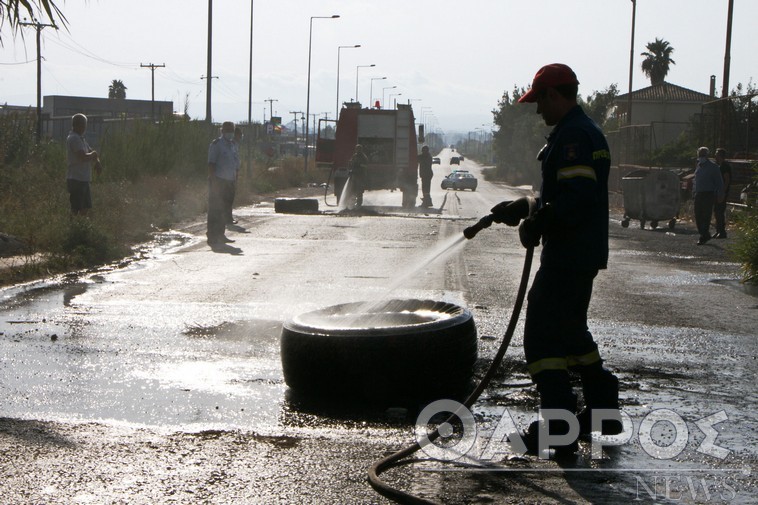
[640,219,646,229]
[650,220,659,229]
[280,299,477,405]
[668,219,676,229]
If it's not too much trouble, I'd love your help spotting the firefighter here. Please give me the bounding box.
[490,63,621,456]
[349,144,368,207]
[418,145,434,208]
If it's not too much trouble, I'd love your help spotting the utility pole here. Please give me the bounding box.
[205,0,213,123]
[140,63,165,121]
[265,98,278,120]
[19,19,57,142]
[290,111,303,140]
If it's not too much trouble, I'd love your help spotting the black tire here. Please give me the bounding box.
[280,299,478,405]
[274,198,319,214]
[668,219,676,229]
[650,220,659,229]
[621,219,629,228]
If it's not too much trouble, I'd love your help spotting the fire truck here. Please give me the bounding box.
[316,102,422,208]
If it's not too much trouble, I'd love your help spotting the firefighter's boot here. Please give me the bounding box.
[577,365,622,436]
[520,370,579,457]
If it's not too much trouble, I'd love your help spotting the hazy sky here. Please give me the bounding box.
[1,0,756,134]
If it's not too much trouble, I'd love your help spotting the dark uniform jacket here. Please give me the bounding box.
[418,151,433,179]
[538,105,610,271]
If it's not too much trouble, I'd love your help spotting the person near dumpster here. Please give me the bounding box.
[693,146,724,245]
[348,144,369,208]
[489,63,622,457]
[418,145,434,208]
[206,121,240,246]
[712,147,732,239]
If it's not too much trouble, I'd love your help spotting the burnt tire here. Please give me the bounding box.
[274,198,319,214]
[280,299,477,405]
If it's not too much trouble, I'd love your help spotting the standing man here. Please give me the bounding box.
[490,64,621,456]
[207,121,240,246]
[66,113,102,216]
[226,126,244,225]
[348,144,368,208]
[418,145,434,208]
[713,148,732,239]
[693,147,723,245]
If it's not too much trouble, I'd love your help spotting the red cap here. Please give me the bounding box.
[518,64,579,103]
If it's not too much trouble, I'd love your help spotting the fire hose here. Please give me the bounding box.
[368,213,535,504]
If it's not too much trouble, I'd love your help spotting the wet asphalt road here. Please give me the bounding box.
[1,149,756,504]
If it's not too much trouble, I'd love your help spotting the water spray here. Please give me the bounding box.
[369,227,536,504]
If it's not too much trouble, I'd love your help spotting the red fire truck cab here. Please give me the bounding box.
[316,102,421,208]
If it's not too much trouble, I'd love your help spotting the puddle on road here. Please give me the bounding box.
[711,278,758,298]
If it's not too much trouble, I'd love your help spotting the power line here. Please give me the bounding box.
[45,35,136,68]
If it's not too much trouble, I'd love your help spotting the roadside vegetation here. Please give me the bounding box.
[0,113,323,285]
[731,165,758,283]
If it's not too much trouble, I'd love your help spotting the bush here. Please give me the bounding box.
[0,117,323,285]
[61,218,112,266]
[731,165,758,284]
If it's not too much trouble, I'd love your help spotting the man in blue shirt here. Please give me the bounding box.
[693,147,724,245]
[207,121,240,246]
[490,64,621,457]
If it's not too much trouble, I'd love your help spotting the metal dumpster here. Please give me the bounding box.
[621,169,680,229]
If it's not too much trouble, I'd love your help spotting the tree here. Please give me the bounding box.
[108,79,127,100]
[490,85,548,185]
[641,38,676,86]
[0,0,66,43]
[580,84,620,130]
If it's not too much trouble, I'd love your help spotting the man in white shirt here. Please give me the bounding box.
[66,113,102,216]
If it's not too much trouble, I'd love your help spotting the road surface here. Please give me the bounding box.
[1,149,756,504]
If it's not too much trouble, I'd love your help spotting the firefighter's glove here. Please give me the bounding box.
[518,204,551,248]
[490,197,535,226]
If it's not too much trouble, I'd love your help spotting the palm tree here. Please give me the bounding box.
[108,79,127,99]
[640,38,676,86]
[1,1,66,42]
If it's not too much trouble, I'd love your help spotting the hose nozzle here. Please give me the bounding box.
[463,214,495,239]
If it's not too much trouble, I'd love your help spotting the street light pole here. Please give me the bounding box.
[721,0,734,98]
[382,85,396,109]
[248,0,254,126]
[627,0,636,126]
[370,77,387,107]
[355,64,375,104]
[205,0,213,123]
[305,14,339,173]
[336,44,360,119]
[388,93,402,109]
[420,106,433,128]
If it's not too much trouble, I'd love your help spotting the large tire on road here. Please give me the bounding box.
[274,198,319,214]
[280,299,477,405]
